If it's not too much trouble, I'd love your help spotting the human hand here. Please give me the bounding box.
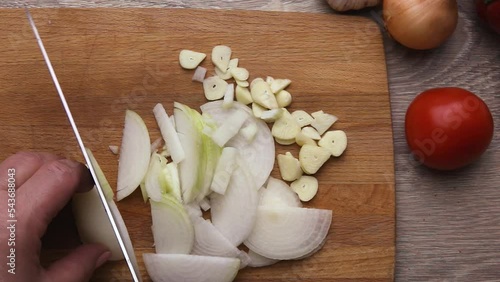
[0,152,111,282]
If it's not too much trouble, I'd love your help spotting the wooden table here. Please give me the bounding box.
[1,1,498,281]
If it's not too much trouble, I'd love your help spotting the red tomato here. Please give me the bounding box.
[405,87,494,170]
[476,0,500,34]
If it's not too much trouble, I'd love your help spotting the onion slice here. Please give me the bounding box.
[201,101,275,189]
[151,194,194,254]
[153,103,185,163]
[117,110,151,201]
[259,177,302,208]
[244,207,332,260]
[174,102,221,203]
[247,250,279,268]
[143,253,240,282]
[210,163,259,246]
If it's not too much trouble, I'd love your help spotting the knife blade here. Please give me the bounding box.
[25,8,140,282]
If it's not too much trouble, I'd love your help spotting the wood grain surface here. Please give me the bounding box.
[0,1,498,281]
[0,8,395,282]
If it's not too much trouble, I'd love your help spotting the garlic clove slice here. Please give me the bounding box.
[299,145,331,174]
[291,176,318,202]
[291,110,314,127]
[179,50,206,69]
[203,76,228,101]
[212,45,232,72]
[318,130,347,157]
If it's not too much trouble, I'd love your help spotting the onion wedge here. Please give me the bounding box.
[117,110,151,201]
[210,164,259,246]
[143,254,239,282]
[151,194,194,254]
[244,207,332,260]
[201,101,275,189]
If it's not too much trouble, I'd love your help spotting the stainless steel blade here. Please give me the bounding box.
[25,8,140,282]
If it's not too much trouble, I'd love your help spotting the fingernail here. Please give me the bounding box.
[96,251,111,268]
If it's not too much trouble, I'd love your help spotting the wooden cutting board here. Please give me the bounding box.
[0,8,395,281]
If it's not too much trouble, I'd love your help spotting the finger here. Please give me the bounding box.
[0,152,62,190]
[44,243,111,282]
[19,159,94,237]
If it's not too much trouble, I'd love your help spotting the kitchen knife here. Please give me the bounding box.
[25,8,141,282]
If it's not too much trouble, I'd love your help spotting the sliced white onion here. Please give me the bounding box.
[259,177,302,208]
[143,153,168,202]
[151,195,194,254]
[201,101,275,189]
[211,147,239,195]
[244,207,332,260]
[210,109,248,147]
[190,215,242,259]
[143,253,239,282]
[247,250,279,268]
[150,137,163,154]
[117,110,151,201]
[153,103,185,164]
[174,102,221,204]
[210,163,259,246]
[222,83,235,109]
[199,197,211,211]
[192,66,207,83]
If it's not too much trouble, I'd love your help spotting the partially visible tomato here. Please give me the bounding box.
[405,87,494,171]
[476,0,500,34]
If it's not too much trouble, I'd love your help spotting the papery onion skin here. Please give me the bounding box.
[383,0,458,50]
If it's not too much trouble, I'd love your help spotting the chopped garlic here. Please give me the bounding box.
[275,138,296,145]
[277,152,302,181]
[299,144,331,174]
[291,176,318,202]
[276,90,292,108]
[179,50,206,69]
[310,112,338,135]
[260,109,283,123]
[252,103,266,118]
[250,80,278,109]
[235,86,253,105]
[295,132,316,147]
[318,130,348,157]
[203,76,228,101]
[270,78,291,93]
[230,67,249,81]
[235,79,249,88]
[291,110,314,127]
[215,58,239,80]
[211,45,232,72]
[271,109,301,140]
[301,126,321,140]
[266,76,275,85]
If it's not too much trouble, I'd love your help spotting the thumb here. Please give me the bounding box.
[44,243,111,282]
